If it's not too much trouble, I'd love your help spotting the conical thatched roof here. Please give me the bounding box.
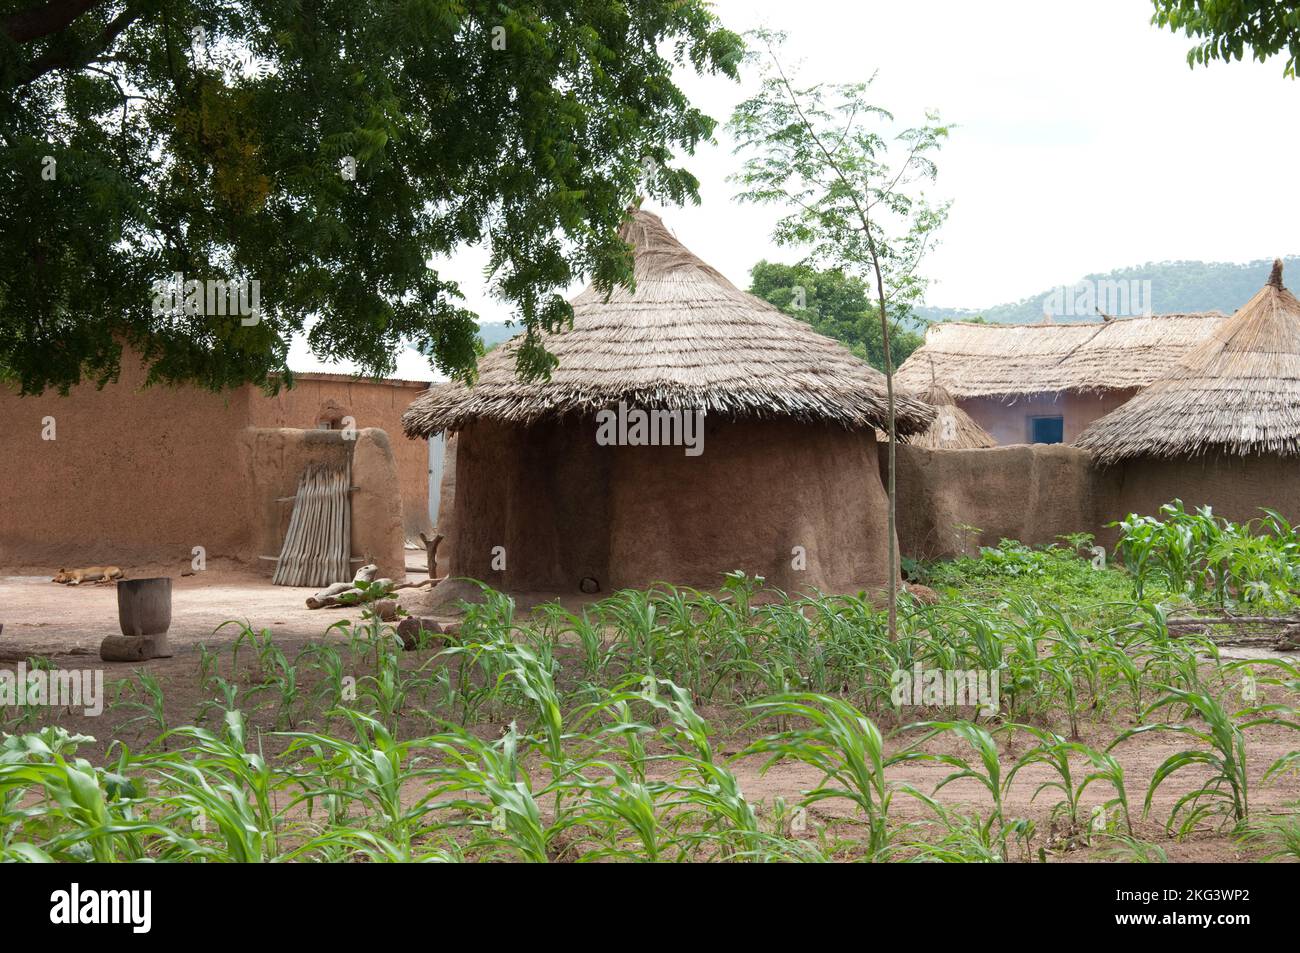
[1077,261,1300,463]
[402,209,935,437]
[909,380,997,449]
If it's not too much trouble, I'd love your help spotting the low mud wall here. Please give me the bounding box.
[890,444,1300,561]
[890,444,1121,560]
[1113,455,1300,531]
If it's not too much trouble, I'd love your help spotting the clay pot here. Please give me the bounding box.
[111,577,173,659]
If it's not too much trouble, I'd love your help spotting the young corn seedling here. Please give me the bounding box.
[354,650,414,732]
[195,642,219,686]
[898,720,1006,829]
[247,646,302,730]
[570,762,676,862]
[1004,725,1131,841]
[109,669,169,747]
[289,827,463,863]
[281,710,437,855]
[220,620,274,682]
[744,693,904,859]
[898,804,1007,863]
[424,722,574,863]
[161,710,282,855]
[1236,810,1300,862]
[195,674,242,726]
[300,643,352,719]
[1111,685,1252,837]
[0,728,161,862]
[1095,833,1170,863]
[151,761,275,862]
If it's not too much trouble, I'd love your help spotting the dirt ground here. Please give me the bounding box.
[1,565,1296,862]
[0,557,436,659]
[0,634,1294,862]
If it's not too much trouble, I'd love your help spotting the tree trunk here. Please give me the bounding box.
[868,250,899,641]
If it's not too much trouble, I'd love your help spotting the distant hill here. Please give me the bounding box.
[915,256,1300,325]
[476,321,516,349]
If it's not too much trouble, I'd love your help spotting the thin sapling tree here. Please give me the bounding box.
[728,30,950,638]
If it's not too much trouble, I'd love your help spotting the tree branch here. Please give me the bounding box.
[1,0,102,44]
[17,1,144,86]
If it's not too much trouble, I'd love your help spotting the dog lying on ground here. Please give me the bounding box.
[52,566,124,586]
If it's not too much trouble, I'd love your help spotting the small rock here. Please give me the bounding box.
[374,599,399,622]
[579,576,600,594]
[903,582,940,605]
[396,616,443,650]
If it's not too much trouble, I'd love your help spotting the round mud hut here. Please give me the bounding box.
[1076,260,1300,522]
[402,209,934,597]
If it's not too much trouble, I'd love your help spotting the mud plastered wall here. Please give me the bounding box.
[890,444,1300,561]
[889,444,1119,560]
[242,427,406,582]
[443,416,895,595]
[1,352,409,577]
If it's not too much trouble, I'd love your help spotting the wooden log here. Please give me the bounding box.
[100,635,151,662]
[419,532,446,578]
[1167,615,1300,626]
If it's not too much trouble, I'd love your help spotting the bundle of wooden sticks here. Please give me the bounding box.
[273,464,351,587]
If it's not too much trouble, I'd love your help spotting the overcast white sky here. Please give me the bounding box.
[439,0,1300,319]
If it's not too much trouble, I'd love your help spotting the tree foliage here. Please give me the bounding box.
[0,0,742,394]
[1152,0,1300,77]
[747,260,923,373]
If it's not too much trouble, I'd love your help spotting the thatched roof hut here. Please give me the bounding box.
[1078,261,1300,463]
[907,380,997,449]
[405,210,933,437]
[896,312,1227,399]
[895,313,1226,445]
[403,208,931,597]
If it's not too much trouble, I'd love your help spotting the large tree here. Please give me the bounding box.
[0,1,742,394]
[1152,0,1300,77]
[747,260,924,374]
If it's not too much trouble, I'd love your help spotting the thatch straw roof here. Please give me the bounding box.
[1077,261,1300,463]
[907,380,997,449]
[896,312,1226,399]
[403,209,935,437]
